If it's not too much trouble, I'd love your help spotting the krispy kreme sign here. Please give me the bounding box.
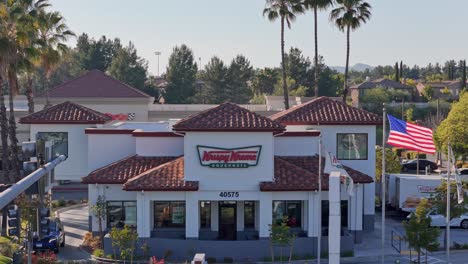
[197,145,262,168]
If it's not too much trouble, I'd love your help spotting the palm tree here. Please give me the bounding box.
[0,0,51,181]
[36,10,75,109]
[330,0,371,102]
[304,0,334,97]
[263,0,304,110]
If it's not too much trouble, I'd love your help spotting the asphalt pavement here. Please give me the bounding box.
[55,204,90,261]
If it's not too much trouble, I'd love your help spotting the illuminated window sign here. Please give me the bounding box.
[197,145,262,168]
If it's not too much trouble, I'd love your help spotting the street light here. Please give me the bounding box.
[154,51,161,76]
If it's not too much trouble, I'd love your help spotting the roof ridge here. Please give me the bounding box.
[43,69,151,98]
[123,156,183,186]
[269,96,326,120]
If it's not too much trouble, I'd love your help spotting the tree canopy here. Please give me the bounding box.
[435,92,468,157]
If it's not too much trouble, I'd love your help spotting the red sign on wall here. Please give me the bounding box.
[197,145,262,168]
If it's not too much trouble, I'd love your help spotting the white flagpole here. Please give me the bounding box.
[317,132,322,263]
[381,103,386,264]
[447,141,451,263]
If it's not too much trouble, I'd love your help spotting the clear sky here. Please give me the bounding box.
[49,0,468,76]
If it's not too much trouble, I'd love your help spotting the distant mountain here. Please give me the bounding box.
[331,63,374,73]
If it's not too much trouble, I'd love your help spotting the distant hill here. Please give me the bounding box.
[331,63,374,73]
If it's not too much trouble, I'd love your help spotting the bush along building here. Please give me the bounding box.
[19,96,381,260]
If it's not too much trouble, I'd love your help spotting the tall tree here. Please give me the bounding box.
[108,42,148,90]
[461,60,466,91]
[200,56,228,104]
[263,0,304,109]
[75,34,121,72]
[285,47,312,91]
[36,10,75,109]
[304,0,334,97]
[164,44,198,103]
[399,60,403,80]
[226,55,254,103]
[394,61,399,82]
[330,0,372,102]
[251,68,279,95]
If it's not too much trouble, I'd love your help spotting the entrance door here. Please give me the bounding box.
[219,202,237,240]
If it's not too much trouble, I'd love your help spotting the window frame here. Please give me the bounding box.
[199,201,211,229]
[244,201,255,229]
[106,201,137,229]
[272,200,302,228]
[36,132,69,158]
[336,133,368,160]
[153,201,186,229]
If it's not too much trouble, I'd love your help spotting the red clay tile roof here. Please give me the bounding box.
[270,96,382,125]
[82,155,178,184]
[260,157,319,191]
[173,101,285,133]
[42,70,150,98]
[19,101,112,124]
[123,157,198,191]
[280,156,374,184]
[261,156,373,192]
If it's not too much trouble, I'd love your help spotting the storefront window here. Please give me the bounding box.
[337,133,368,160]
[36,132,68,158]
[106,201,137,228]
[244,201,255,228]
[272,201,302,228]
[200,201,211,228]
[154,201,186,228]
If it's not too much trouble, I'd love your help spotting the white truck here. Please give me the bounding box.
[386,174,443,212]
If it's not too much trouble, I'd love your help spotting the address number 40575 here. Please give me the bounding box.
[219,192,239,198]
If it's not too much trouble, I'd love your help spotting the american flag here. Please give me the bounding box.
[387,114,436,154]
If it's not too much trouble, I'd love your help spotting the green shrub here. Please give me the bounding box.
[92,249,104,258]
[106,254,113,259]
[0,238,19,258]
[58,199,66,207]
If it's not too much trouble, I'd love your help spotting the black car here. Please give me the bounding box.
[33,218,65,253]
[401,159,437,172]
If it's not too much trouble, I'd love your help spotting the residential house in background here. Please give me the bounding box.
[350,78,414,106]
[416,80,465,100]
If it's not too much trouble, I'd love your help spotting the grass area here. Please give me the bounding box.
[0,255,12,264]
[0,237,10,244]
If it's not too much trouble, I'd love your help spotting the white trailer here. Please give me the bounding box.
[386,174,443,212]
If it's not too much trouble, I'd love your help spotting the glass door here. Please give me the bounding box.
[218,202,237,240]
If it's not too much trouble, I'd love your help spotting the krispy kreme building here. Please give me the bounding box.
[33,97,379,260]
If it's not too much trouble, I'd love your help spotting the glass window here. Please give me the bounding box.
[106,201,137,228]
[321,201,348,228]
[36,132,69,158]
[154,201,185,228]
[272,201,302,228]
[244,201,255,228]
[200,201,211,228]
[337,133,368,160]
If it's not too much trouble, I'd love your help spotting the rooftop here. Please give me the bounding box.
[173,101,285,133]
[19,101,111,124]
[350,78,413,90]
[42,70,151,98]
[270,96,382,125]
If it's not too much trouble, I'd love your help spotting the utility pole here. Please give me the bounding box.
[154,51,161,77]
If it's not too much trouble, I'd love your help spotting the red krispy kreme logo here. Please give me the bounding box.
[197,145,262,168]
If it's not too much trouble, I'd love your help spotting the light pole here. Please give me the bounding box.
[154,51,161,76]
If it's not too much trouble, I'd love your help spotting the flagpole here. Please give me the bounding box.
[317,132,322,263]
[446,141,451,263]
[381,103,386,264]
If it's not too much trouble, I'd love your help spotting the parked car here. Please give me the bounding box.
[458,168,468,175]
[407,209,468,229]
[401,159,437,172]
[33,218,65,253]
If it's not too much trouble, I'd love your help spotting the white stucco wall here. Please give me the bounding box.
[87,134,136,173]
[136,137,184,157]
[274,136,319,156]
[184,132,274,191]
[29,124,93,182]
[285,124,377,217]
